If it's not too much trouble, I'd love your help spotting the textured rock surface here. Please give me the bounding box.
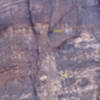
[0,0,100,100]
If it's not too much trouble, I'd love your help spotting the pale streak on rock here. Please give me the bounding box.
[20,93,32,99]
[64,24,73,34]
[40,75,47,81]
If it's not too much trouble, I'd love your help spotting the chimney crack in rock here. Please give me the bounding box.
[27,0,40,100]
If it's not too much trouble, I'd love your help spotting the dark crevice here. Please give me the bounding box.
[55,35,80,50]
[48,6,74,35]
[26,0,37,34]
[48,2,77,36]
[26,0,40,100]
[0,65,18,74]
[48,0,56,36]
[49,1,81,50]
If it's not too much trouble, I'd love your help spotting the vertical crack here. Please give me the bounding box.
[26,0,36,34]
[26,0,40,100]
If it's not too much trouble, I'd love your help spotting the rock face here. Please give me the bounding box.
[0,0,100,100]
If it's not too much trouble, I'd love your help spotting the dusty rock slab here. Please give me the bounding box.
[0,0,100,100]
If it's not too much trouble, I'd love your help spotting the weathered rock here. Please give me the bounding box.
[0,0,100,100]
